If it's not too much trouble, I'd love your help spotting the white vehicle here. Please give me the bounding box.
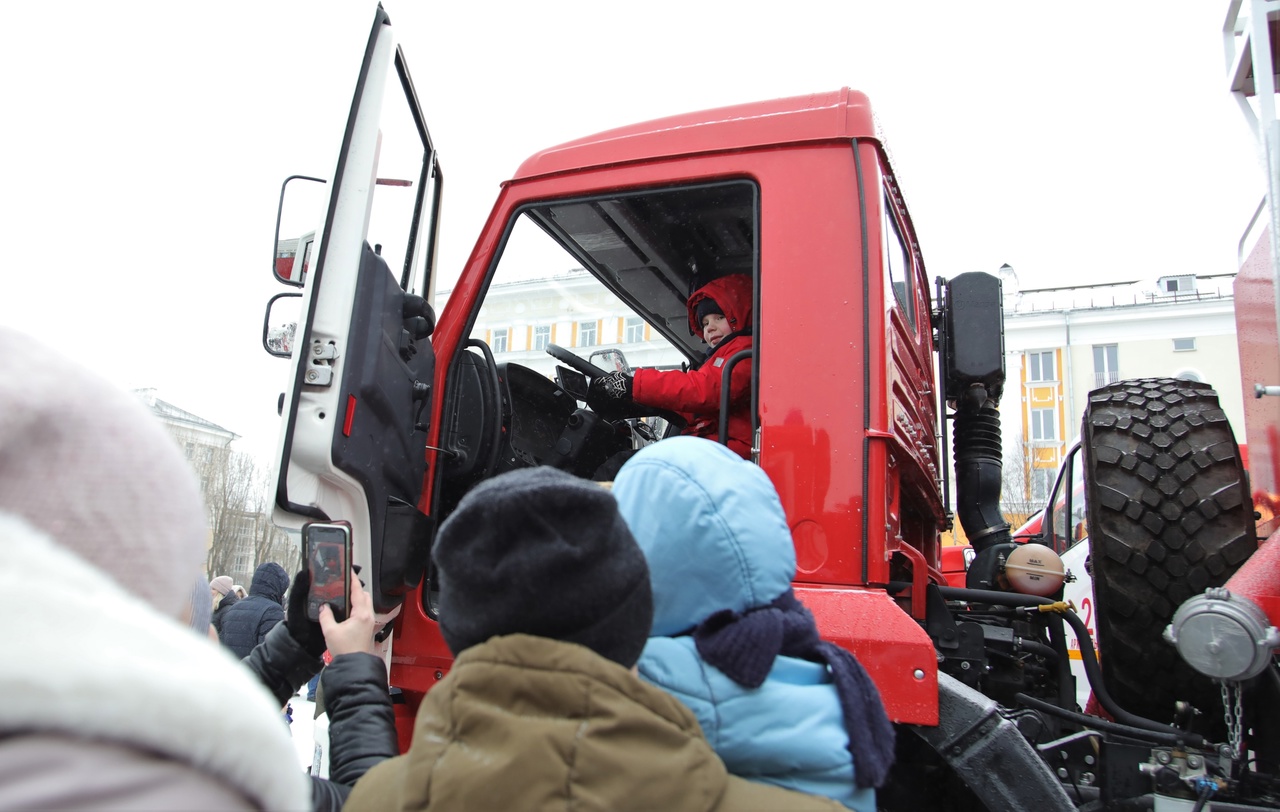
[1021,443,1096,712]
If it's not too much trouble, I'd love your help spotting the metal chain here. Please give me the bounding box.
[1219,680,1244,758]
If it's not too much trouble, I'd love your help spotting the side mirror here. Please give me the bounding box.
[589,348,631,374]
[263,292,302,358]
[273,175,327,287]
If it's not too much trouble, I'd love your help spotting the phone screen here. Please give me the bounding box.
[306,524,350,621]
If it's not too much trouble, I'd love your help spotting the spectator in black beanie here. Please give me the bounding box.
[345,467,843,812]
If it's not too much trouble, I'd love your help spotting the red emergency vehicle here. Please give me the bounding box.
[262,6,1280,809]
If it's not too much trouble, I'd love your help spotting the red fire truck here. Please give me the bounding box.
[264,6,1280,809]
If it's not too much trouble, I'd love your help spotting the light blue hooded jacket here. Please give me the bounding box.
[613,437,875,811]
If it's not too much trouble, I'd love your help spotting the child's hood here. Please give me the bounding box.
[613,437,795,637]
[686,274,753,338]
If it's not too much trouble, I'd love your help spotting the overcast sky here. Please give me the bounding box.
[0,1,1262,463]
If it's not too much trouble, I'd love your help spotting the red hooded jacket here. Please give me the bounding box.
[632,275,754,458]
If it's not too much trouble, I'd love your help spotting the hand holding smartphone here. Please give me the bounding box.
[304,521,352,622]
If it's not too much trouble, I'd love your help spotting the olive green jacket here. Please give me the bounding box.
[346,634,843,811]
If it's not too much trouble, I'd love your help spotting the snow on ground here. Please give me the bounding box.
[285,681,322,775]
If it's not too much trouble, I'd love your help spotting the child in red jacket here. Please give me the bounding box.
[589,274,754,459]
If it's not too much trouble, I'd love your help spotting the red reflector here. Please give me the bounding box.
[343,395,357,437]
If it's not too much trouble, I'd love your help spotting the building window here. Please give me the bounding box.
[1176,370,1202,383]
[532,325,551,352]
[1030,467,1055,503]
[1031,408,1056,441]
[1027,351,1055,382]
[491,329,508,354]
[1093,343,1119,387]
[624,317,645,344]
[578,320,597,347]
[1173,337,1196,352]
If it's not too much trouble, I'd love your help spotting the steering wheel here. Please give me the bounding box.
[546,344,612,378]
[545,344,687,434]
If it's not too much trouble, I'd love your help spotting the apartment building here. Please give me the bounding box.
[445,268,688,378]
[1000,267,1242,511]
[135,389,280,586]
[135,388,238,477]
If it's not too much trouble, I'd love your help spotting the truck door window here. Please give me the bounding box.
[463,181,759,376]
[436,181,758,495]
[883,192,916,331]
[363,69,437,292]
[361,54,442,295]
[1047,446,1088,553]
[452,210,689,395]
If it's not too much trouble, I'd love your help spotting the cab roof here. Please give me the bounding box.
[512,87,876,181]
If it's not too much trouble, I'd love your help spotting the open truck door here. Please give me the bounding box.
[266,5,442,614]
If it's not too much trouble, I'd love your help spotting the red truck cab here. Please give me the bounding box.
[267,9,1073,810]
[388,85,946,723]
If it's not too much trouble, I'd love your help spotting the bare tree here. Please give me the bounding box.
[1000,433,1041,530]
[167,428,294,585]
[253,505,299,577]
[206,446,260,582]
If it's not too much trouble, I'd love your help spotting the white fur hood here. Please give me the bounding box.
[0,512,309,810]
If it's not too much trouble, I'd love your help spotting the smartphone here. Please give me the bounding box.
[304,521,351,622]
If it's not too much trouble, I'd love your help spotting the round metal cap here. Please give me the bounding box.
[1165,588,1280,681]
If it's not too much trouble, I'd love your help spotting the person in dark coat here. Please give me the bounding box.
[210,574,238,636]
[218,562,289,658]
[243,565,398,812]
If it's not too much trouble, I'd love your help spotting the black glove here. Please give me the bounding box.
[285,569,329,658]
[589,370,633,401]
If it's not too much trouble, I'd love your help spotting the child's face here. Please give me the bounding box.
[701,313,730,348]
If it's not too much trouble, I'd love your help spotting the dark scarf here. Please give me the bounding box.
[691,588,896,789]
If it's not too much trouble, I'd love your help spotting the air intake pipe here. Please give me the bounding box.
[953,390,1013,590]
[954,391,1011,552]
[941,272,1013,591]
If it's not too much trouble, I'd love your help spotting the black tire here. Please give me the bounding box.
[1082,378,1256,732]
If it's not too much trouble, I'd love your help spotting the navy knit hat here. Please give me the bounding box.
[432,467,654,667]
[695,297,724,324]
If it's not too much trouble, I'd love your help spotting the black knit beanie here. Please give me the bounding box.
[432,467,654,668]
[695,297,724,324]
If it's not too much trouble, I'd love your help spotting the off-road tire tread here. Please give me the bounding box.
[1082,377,1256,732]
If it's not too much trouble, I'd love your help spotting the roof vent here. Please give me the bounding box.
[1156,274,1196,294]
